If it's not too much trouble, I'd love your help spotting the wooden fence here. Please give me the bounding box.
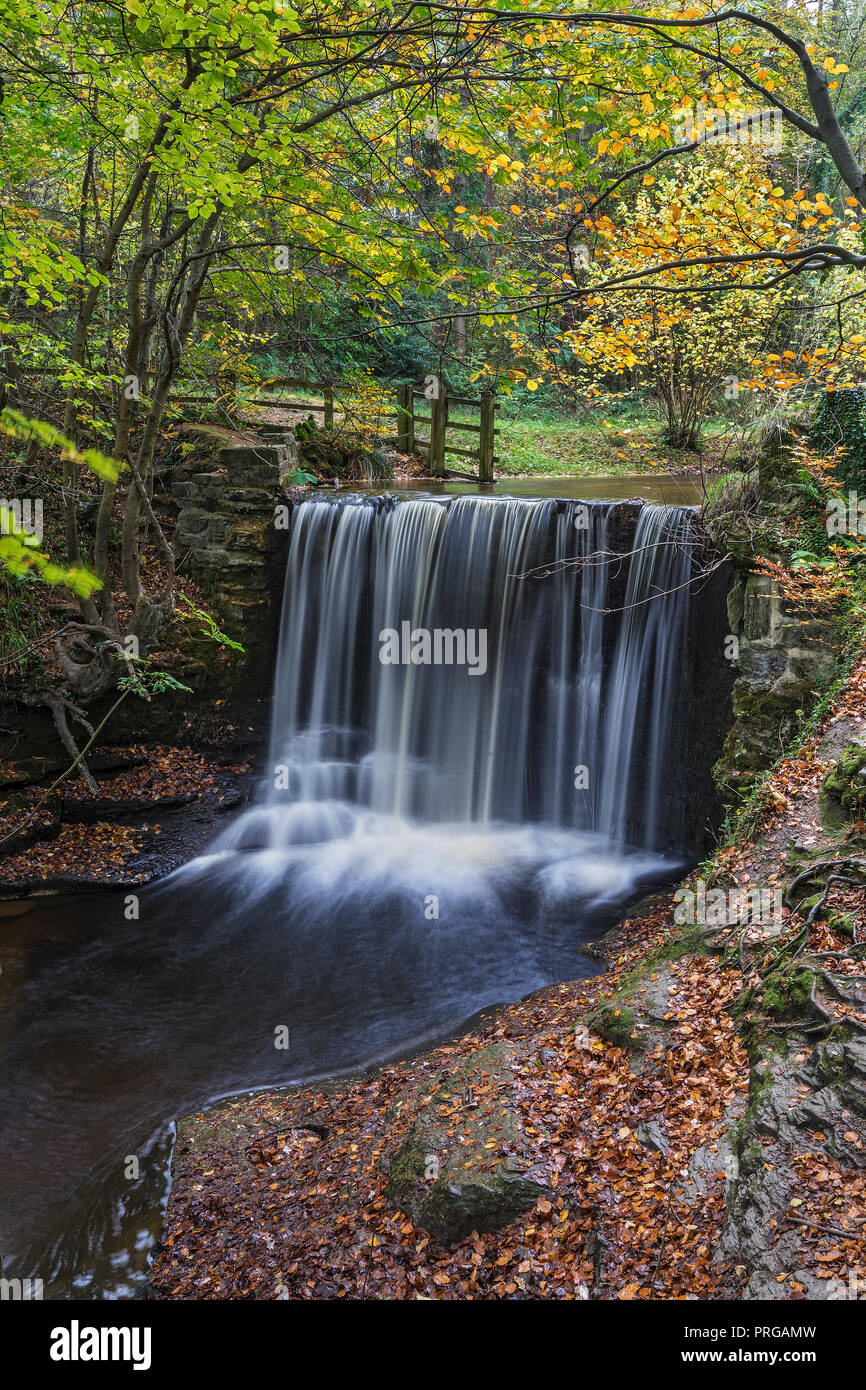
[394,383,498,484]
[174,378,334,426]
[173,376,498,483]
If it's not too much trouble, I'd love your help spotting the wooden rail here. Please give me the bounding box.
[174,376,498,483]
[174,378,335,429]
[397,384,498,483]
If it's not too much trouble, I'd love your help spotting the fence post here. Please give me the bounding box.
[323,383,334,430]
[396,382,414,452]
[429,382,447,477]
[217,368,238,425]
[479,389,495,483]
[427,390,438,473]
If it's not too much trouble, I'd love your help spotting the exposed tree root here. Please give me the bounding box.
[20,688,98,793]
[0,688,131,849]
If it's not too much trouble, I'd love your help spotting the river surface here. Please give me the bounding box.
[345,473,706,505]
[0,836,678,1299]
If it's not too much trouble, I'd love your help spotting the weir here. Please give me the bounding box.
[231,493,707,852]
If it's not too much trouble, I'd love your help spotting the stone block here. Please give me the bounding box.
[742,575,782,642]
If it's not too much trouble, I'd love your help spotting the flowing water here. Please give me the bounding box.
[0,492,704,1298]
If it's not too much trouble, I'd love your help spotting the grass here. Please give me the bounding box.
[492,404,733,478]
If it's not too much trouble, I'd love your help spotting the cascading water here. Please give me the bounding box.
[178,492,698,1051]
[599,503,695,848]
[220,493,695,849]
[0,491,706,1299]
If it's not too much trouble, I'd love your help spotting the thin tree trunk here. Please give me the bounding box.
[93,172,159,629]
[122,211,221,622]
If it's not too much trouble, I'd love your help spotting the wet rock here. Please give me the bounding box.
[819,738,866,832]
[171,437,288,692]
[682,1105,741,1204]
[58,792,196,823]
[819,716,866,761]
[588,962,681,1062]
[0,751,148,789]
[635,1120,669,1155]
[718,571,837,788]
[721,1030,866,1298]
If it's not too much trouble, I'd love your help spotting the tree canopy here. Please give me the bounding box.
[4,1,866,648]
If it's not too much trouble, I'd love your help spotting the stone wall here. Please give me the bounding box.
[170,437,293,692]
[719,573,837,789]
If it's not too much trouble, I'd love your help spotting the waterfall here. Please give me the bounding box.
[200,490,700,972]
[0,490,713,1300]
[249,494,695,849]
[598,504,695,847]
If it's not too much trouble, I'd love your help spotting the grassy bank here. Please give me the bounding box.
[492,403,734,478]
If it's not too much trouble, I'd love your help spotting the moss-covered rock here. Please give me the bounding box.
[820,738,866,831]
[761,966,815,1023]
[294,417,392,482]
[716,570,837,793]
[586,999,643,1051]
[382,1043,551,1244]
[586,961,681,1059]
[755,419,810,495]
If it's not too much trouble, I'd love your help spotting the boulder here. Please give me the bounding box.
[820,738,866,831]
[383,1043,550,1244]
